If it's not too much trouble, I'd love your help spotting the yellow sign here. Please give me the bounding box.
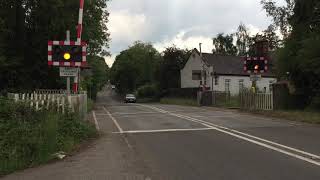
[63,53,71,60]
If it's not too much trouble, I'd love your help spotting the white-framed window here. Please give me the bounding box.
[225,79,230,92]
[239,79,244,92]
[192,70,201,80]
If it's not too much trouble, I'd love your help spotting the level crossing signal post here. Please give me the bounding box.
[47,0,87,93]
[243,38,269,93]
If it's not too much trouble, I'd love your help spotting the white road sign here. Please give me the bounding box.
[250,74,262,81]
[59,67,79,77]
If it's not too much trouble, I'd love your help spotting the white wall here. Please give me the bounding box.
[180,51,277,95]
[181,51,210,88]
[211,75,277,95]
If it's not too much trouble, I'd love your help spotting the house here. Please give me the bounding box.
[180,49,277,95]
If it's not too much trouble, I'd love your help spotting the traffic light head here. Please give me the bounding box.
[52,45,82,62]
[244,57,268,74]
[48,41,87,67]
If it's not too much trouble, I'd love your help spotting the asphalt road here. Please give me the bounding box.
[3,87,320,180]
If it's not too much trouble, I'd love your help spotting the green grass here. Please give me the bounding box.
[248,110,320,124]
[215,96,240,109]
[160,97,198,106]
[87,98,94,112]
[0,97,97,176]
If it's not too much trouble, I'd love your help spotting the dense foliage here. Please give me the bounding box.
[262,0,320,109]
[110,43,191,97]
[82,56,109,100]
[0,98,97,175]
[212,23,280,56]
[0,0,110,92]
[159,47,191,90]
[110,42,161,94]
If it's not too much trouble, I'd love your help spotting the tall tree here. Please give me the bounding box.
[262,24,281,50]
[110,42,161,94]
[212,33,237,55]
[0,0,110,92]
[261,0,295,38]
[159,46,191,90]
[236,23,250,56]
[276,0,320,108]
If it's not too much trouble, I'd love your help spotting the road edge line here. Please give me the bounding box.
[103,106,124,133]
[92,111,100,131]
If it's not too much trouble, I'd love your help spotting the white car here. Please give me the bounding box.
[125,94,136,103]
[111,85,116,90]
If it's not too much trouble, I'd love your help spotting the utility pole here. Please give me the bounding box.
[199,43,206,91]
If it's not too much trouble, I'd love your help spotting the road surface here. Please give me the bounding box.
[2,87,320,180]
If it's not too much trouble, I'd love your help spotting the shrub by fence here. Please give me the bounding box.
[7,90,88,120]
[0,97,96,175]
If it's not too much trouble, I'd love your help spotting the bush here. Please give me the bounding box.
[0,97,97,175]
[136,84,158,98]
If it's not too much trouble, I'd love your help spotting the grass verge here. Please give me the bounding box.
[0,97,97,176]
[160,97,198,106]
[245,110,320,124]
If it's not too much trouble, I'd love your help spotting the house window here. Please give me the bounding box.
[225,79,231,92]
[239,79,244,91]
[192,70,201,80]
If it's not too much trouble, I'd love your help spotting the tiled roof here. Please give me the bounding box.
[193,49,276,77]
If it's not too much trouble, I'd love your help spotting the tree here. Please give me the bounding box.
[262,24,281,50]
[276,0,320,108]
[212,33,237,55]
[159,46,191,90]
[0,0,110,92]
[236,23,251,56]
[110,42,161,94]
[261,0,295,38]
[82,56,109,100]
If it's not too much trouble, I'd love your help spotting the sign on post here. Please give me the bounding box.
[250,74,262,81]
[60,67,79,77]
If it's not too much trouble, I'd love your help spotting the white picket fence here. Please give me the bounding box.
[8,90,88,119]
[240,91,273,111]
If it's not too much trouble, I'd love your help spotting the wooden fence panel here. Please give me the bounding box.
[240,91,273,111]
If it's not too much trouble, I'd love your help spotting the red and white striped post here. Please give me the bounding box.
[77,0,84,43]
[73,0,85,93]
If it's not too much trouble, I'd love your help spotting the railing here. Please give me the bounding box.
[240,91,273,111]
[8,90,88,119]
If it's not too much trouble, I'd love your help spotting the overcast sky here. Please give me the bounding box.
[105,0,274,66]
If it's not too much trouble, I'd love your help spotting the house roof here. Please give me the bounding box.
[192,48,276,77]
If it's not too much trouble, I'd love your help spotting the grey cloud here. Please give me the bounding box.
[107,0,272,59]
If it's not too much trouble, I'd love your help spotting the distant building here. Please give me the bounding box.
[180,49,277,95]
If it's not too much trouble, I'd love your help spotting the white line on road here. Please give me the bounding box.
[103,107,124,133]
[139,104,320,167]
[92,111,100,131]
[113,128,215,134]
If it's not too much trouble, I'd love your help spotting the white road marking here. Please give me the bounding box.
[95,113,110,116]
[113,128,215,134]
[103,107,124,133]
[92,111,100,131]
[123,136,133,149]
[112,112,160,115]
[139,104,320,166]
